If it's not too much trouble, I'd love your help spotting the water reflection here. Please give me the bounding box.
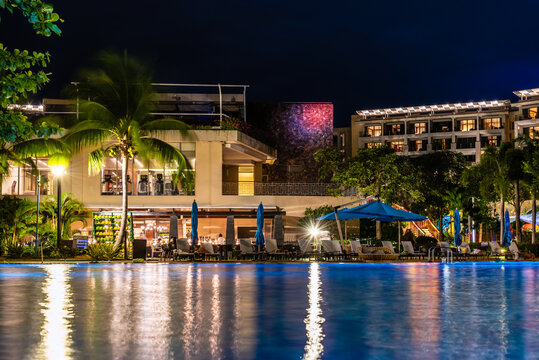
[303,263,324,360]
[36,264,74,360]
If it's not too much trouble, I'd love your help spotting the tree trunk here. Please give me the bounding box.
[500,197,504,245]
[438,212,443,243]
[115,153,129,260]
[376,221,381,240]
[533,194,537,244]
[515,180,521,242]
[479,222,483,243]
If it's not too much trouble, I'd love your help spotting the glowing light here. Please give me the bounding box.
[309,224,321,238]
[50,164,66,177]
[303,263,324,360]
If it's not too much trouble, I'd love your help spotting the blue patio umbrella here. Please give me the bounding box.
[503,210,513,247]
[316,207,392,221]
[454,209,462,247]
[255,202,265,248]
[191,200,198,246]
[342,200,426,222]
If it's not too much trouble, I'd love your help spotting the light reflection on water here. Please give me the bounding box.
[303,263,324,360]
[3,263,539,359]
[36,264,74,360]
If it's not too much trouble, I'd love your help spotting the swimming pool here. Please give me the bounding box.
[0,262,538,359]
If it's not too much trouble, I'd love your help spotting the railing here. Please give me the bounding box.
[222,181,348,196]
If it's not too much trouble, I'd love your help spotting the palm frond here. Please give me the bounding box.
[11,138,69,158]
[78,101,116,125]
[88,148,106,175]
[63,128,111,154]
[137,137,188,171]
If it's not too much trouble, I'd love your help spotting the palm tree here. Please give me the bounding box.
[522,136,539,243]
[479,143,512,244]
[63,53,190,255]
[40,192,89,241]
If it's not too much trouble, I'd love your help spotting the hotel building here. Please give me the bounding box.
[6,84,340,245]
[350,87,539,162]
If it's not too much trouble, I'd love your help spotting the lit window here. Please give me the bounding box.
[416,140,424,151]
[459,120,475,131]
[483,117,501,130]
[238,166,254,196]
[366,142,381,149]
[389,141,404,152]
[340,134,345,147]
[414,123,427,134]
[390,124,402,135]
[528,108,538,119]
[529,127,539,139]
[366,126,382,137]
[487,136,498,146]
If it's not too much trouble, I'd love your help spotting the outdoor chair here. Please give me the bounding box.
[200,242,221,261]
[401,241,426,260]
[322,240,345,260]
[489,241,504,258]
[458,241,482,260]
[173,238,195,261]
[297,238,320,260]
[239,239,259,260]
[150,244,163,260]
[381,241,395,254]
[265,238,287,261]
[349,240,362,259]
[509,241,520,260]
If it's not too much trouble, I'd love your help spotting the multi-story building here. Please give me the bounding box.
[350,87,539,162]
[5,84,340,244]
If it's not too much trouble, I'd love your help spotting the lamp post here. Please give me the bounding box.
[50,163,66,248]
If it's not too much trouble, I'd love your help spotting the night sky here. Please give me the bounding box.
[4,0,539,126]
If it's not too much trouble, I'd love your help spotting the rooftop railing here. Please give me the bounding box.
[222,181,356,196]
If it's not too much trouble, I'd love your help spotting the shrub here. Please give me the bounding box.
[103,243,121,260]
[402,229,415,243]
[415,236,437,252]
[87,243,121,261]
[6,242,24,258]
[132,258,145,263]
[518,242,539,257]
[59,246,80,259]
[21,246,36,258]
[87,243,106,261]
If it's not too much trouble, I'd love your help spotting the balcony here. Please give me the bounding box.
[222,182,345,196]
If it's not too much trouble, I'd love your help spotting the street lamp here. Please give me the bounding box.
[50,162,67,248]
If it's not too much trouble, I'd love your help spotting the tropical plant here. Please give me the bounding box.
[522,135,539,243]
[479,143,513,243]
[0,0,62,142]
[63,53,190,253]
[40,192,89,240]
[0,196,36,253]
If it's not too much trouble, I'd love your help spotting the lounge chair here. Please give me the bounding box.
[349,240,362,259]
[439,241,454,261]
[381,241,395,254]
[401,241,426,259]
[322,240,345,260]
[298,238,320,260]
[265,238,287,261]
[239,239,259,260]
[173,238,195,261]
[458,241,482,260]
[489,241,504,258]
[200,242,221,261]
[509,241,520,260]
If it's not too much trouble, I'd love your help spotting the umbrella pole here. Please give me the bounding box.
[334,208,344,245]
[398,221,401,253]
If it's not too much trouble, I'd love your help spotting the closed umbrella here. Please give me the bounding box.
[255,202,265,251]
[454,209,462,247]
[503,210,512,247]
[191,200,198,248]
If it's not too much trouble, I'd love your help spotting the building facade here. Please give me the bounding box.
[6,84,340,245]
[350,87,539,162]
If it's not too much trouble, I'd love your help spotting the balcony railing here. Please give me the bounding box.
[222,182,351,196]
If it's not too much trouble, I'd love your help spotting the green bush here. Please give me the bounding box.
[132,258,145,263]
[518,241,539,257]
[87,243,121,261]
[6,242,24,258]
[21,246,36,258]
[103,243,121,260]
[59,246,80,259]
[415,236,438,252]
[87,243,106,261]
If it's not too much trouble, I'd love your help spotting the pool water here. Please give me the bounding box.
[1,262,538,360]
